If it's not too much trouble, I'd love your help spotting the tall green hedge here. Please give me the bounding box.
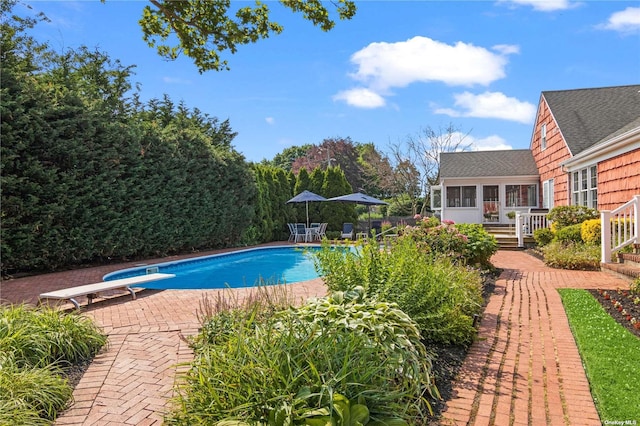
[0,19,257,273]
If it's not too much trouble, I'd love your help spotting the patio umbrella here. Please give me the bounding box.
[326,192,388,233]
[286,190,327,228]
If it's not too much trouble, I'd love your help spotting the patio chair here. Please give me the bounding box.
[341,223,354,240]
[317,223,328,240]
[295,223,307,242]
[287,223,296,242]
[309,223,321,241]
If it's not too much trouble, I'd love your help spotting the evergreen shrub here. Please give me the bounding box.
[533,228,554,247]
[581,219,601,245]
[553,224,583,244]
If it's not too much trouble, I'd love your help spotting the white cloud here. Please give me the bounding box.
[349,36,513,90]
[436,132,513,151]
[434,91,536,124]
[332,88,386,108]
[598,7,640,34]
[469,135,514,151]
[265,117,275,125]
[162,76,192,85]
[334,36,518,109]
[498,0,574,12]
[493,44,520,55]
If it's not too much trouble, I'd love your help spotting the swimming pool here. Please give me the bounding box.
[103,246,324,290]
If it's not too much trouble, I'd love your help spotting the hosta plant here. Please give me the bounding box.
[168,287,437,424]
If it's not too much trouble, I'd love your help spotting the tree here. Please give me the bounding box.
[138,0,357,72]
[1,1,258,271]
[267,144,311,171]
[321,166,356,232]
[292,137,364,193]
[389,123,471,215]
[358,142,395,198]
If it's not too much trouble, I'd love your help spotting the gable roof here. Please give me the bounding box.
[542,84,640,156]
[440,150,539,178]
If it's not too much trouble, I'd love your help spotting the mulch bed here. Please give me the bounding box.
[589,287,640,339]
[426,269,499,423]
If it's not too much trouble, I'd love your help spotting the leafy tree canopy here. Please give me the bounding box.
[267,144,311,171]
[136,0,357,72]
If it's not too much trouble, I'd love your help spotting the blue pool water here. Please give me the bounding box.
[103,246,324,290]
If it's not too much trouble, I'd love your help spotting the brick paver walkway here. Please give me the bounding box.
[0,248,632,425]
[441,250,630,426]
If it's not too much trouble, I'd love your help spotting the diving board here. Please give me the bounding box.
[38,273,175,309]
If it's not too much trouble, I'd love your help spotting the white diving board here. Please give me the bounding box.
[38,273,176,309]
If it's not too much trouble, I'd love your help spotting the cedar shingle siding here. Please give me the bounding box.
[532,84,640,210]
[531,98,572,206]
[598,148,640,211]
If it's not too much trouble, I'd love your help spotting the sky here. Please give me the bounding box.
[18,0,640,163]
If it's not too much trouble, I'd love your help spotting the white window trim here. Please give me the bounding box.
[542,179,554,209]
[446,185,477,208]
[505,184,538,208]
[570,165,597,209]
[541,123,547,151]
[431,185,442,211]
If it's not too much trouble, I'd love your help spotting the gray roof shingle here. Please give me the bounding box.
[542,84,640,156]
[440,149,539,178]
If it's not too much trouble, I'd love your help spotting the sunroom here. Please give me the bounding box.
[432,150,540,225]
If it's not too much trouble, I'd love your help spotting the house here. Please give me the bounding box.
[433,84,640,224]
[434,150,539,224]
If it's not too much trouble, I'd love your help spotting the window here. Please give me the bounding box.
[571,165,597,208]
[431,186,442,210]
[506,184,537,207]
[541,123,547,150]
[446,186,476,208]
[542,179,554,209]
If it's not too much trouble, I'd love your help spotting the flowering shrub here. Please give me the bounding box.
[398,218,497,268]
[400,217,498,269]
[400,219,468,264]
[547,205,599,230]
[454,223,499,269]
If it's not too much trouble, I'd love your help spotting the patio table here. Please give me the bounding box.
[305,227,320,242]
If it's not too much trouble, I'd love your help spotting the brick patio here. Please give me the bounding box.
[0,248,632,425]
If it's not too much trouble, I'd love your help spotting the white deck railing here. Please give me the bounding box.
[601,195,640,264]
[516,212,550,247]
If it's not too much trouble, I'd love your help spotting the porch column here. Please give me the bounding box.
[516,212,524,248]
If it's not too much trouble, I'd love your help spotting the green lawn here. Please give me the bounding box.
[559,289,640,424]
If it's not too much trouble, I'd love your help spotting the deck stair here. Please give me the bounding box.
[601,245,640,281]
[483,224,533,250]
